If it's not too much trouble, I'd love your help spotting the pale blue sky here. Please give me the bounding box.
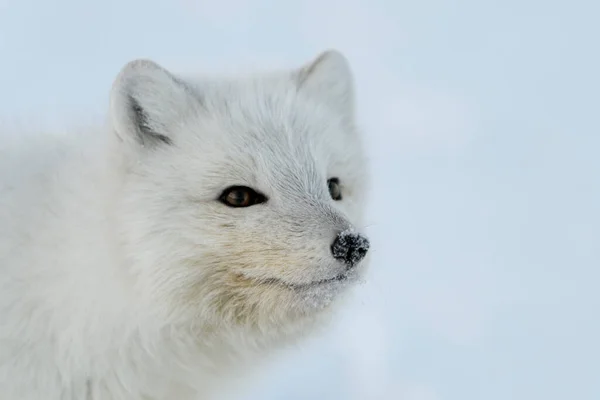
[0,1,598,399]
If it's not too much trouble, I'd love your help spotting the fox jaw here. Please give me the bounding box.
[109,50,370,339]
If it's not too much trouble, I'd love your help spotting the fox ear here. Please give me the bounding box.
[295,50,355,118]
[109,59,201,147]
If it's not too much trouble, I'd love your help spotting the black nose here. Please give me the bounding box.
[331,231,370,268]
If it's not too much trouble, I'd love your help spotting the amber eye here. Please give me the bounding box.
[328,178,342,201]
[219,186,267,208]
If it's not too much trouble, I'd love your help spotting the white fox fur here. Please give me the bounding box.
[0,50,370,399]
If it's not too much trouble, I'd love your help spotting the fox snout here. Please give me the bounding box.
[330,229,370,269]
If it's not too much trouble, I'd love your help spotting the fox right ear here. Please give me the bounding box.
[109,59,201,148]
[295,50,356,120]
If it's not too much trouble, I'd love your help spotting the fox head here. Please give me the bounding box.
[108,50,371,341]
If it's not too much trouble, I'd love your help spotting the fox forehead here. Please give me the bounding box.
[182,75,353,147]
[165,78,360,188]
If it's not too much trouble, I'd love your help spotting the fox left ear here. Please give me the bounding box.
[109,59,202,148]
[295,50,356,119]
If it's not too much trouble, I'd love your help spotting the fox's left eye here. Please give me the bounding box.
[219,186,267,208]
[328,178,342,201]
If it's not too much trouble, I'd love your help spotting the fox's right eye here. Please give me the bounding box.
[219,186,267,208]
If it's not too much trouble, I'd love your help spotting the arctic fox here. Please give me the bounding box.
[0,50,370,400]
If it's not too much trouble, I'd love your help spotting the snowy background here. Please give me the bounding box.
[1,0,599,399]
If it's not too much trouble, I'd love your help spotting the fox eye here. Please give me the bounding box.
[328,178,342,201]
[219,186,267,208]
